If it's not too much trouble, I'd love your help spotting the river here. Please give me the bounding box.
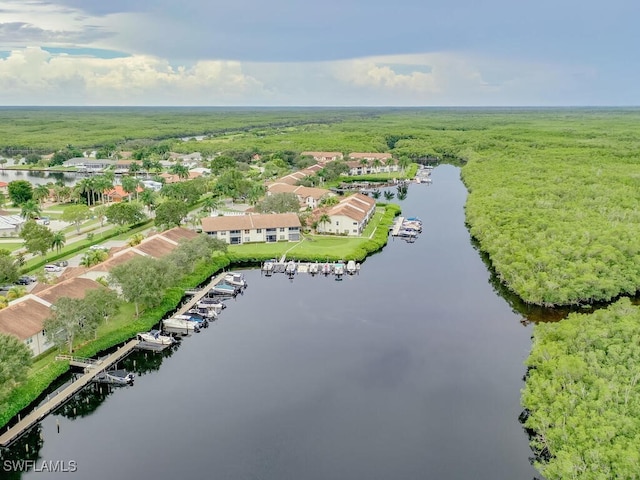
[0,170,78,186]
[6,165,541,479]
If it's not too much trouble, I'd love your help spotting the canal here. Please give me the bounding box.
[7,165,541,479]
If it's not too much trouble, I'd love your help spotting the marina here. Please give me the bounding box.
[261,255,361,277]
[0,271,239,448]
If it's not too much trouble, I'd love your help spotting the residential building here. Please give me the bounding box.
[314,193,376,236]
[346,153,398,176]
[103,185,143,203]
[201,213,301,244]
[0,214,25,235]
[267,183,334,209]
[300,152,344,164]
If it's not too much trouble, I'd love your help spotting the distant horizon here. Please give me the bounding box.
[1,105,639,110]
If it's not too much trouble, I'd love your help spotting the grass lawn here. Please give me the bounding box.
[0,242,23,253]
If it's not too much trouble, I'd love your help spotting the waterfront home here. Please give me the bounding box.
[63,158,116,172]
[275,164,323,185]
[201,213,301,244]
[103,185,143,203]
[346,153,398,176]
[300,152,344,164]
[266,183,334,209]
[313,193,376,236]
[0,298,54,356]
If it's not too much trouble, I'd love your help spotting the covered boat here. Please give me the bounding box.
[137,329,175,345]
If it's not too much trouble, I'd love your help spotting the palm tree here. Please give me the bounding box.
[93,174,114,205]
[201,195,223,216]
[33,184,50,205]
[247,183,265,206]
[51,231,66,254]
[127,233,145,246]
[121,176,140,202]
[372,158,383,173]
[20,199,41,219]
[398,156,411,172]
[319,213,331,233]
[128,162,141,177]
[384,190,395,201]
[170,164,189,179]
[371,189,381,199]
[75,177,95,206]
[139,188,157,216]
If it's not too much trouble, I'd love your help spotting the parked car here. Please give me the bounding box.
[54,260,68,267]
[17,275,36,285]
[44,264,62,273]
[89,245,108,251]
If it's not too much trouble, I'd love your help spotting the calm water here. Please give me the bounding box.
[0,170,77,186]
[7,165,540,479]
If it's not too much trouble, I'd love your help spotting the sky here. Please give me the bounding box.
[0,0,638,106]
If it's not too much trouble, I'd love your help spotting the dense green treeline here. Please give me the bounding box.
[522,298,640,479]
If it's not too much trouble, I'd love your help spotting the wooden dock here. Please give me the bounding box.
[391,217,405,236]
[0,339,140,447]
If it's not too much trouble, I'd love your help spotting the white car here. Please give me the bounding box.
[44,264,62,272]
[89,245,108,251]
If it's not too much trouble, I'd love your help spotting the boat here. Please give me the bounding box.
[405,217,422,224]
[94,369,135,385]
[262,259,276,273]
[346,260,357,275]
[196,299,226,314]
[173,314,208,328]
[210,282,238,296]
[322,263,332,275]
[163,317,201,332]
[285,260,297,275]
[398,228,418,238]
[188,307,217,319]
[334,262,345,276]
[402,221,422,232]
[224,272,247,288]
[309,262,319,275]
[137,329,175,345]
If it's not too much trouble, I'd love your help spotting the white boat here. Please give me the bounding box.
[95,370,134,385]
[398,228,418,238]
[285,260,297,274]
[210,282,238,296]
[334,262,345,276]
[189,307,218,319]
[322,263,332,275]
[309,262,319,275]
[196,299,225,314]
[224,273,247,288]
[262,259,276,273]
[163,317,200,332]
[137,329,175,345]
[346,260,357,275]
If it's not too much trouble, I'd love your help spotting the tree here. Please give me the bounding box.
[161,182,201,205]
[109,256,175,317]
[0,333,32,400]
[93,205,108,227]
[0,250,19,285]
[84,288,120,326]
[209,155,236,175]
[24,153,41,165]
[51,231,66,254]
[61,204,90,233]
[371,189,381,199]
[255,192,301,213]
[246,183,266,205]
[201,195,223,216]
[33,184,50,205]
[155,200,189,228]
[20,199,41,220]
[139,189,158,215]
[105,202,146,226]
[20,220,53,257]
[319,195,339,207]
[318,213,331,232]
[169,163,189,179]
[127,233,145,246]
[44,297,101,353]
[383,190,395,201]
[80,249,108,267]
[8,180,33,205]
[121,176,140,202]
[0,158,7,169]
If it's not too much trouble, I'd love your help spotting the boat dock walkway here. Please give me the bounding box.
[179,272,228,311]
[0,339,140,447]
[391,217,405,236]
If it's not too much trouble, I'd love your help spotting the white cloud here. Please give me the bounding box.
[0,47,591,106]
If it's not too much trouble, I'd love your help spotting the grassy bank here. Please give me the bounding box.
[0,254,230,429]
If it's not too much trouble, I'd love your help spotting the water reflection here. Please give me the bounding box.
[0,425,43,480]
[0,170,77,186]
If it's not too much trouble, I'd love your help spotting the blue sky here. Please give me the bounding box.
[0,0,637,106]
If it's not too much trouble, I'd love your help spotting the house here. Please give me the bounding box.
[273,164,323,185]
[314,193,376,236]
[63,158,116,171]
[0,181,8,194]
[201,213,301,244]
[0,214,25,235]
[0,297,54,356]
[103,185,143,203]
[346,153,398,176]
[159,171,202,184]
[267,183,334,209]
[114,160,142,173]
[140,180,163,191]
[300,152,343,164]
